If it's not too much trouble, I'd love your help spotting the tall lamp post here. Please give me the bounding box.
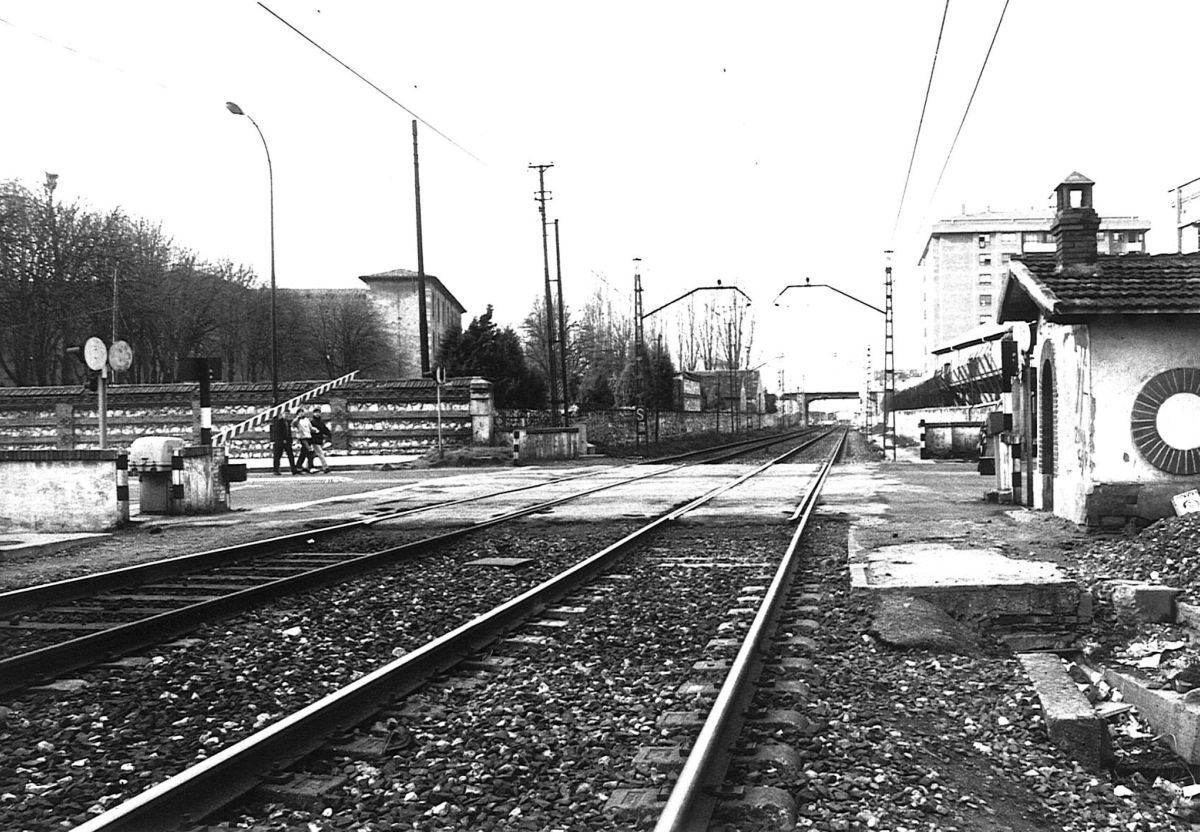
[226,101,279,405]
[774,276,894,459]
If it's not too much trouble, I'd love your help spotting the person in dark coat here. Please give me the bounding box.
[308,407,332,473]
[270,413,300,475]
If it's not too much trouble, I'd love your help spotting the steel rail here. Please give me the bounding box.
[655,429,847,831]
[69,437,820,832]
[0,427,815,619]
[5,432,826,695]
[637,426,819,465]
[0,467,616,618]
[0,460,702,695]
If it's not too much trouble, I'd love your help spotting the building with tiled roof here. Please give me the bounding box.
[918,194,1149,369]
[1001,251,1200,318]
[993,174,1200,526]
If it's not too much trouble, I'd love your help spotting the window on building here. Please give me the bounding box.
[978,294,992,307]
[980,315,991,325]
[1127,231,1143,244]
[979,273,993,285]
[1001,253,1011,264]
[979,254,992,266]
[978,235,990,249]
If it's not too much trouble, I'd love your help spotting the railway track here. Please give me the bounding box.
[0,427,831,695]
[59,430,846,832]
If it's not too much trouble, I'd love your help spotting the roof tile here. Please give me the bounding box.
[1013,252,1200,315]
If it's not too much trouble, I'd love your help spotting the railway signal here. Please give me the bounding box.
[66,336,133,448]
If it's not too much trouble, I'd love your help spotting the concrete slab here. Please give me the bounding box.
[851,544,1084,641]
[852,543,1067,590]
[832,461,1093,646]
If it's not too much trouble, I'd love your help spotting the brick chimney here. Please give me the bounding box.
[1051,172,1100,268]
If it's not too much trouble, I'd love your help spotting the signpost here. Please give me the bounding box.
[1174,489,1200,517]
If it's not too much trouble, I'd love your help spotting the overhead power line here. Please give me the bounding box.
[891,0,950,241]
[919,0,1011,228]
[256,2,481,163]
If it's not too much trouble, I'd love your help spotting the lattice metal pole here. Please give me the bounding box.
[884,251,896,460]
[633,259,644,402]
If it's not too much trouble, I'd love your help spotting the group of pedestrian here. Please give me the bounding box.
[270,406,332,475]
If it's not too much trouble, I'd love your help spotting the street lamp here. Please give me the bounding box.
[226,101,279,405]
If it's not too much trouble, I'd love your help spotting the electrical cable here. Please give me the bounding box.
[919,0,1011,229]
[256,3,481,163]
[892,0,950,241]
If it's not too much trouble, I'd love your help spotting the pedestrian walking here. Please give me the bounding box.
[270,413,300,475]
[291,409,315,473]
[308,407,332,473]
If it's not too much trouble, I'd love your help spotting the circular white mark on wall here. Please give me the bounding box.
[1156,392,1200,449]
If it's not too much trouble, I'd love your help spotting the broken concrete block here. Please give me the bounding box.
[1102,667,1200,763]
[1104,580,1180,624]
[1019,653,1113,770]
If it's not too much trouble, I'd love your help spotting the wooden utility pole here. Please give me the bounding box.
[413,120,430,376]
[530,163,560,422]
[553,219,570,424]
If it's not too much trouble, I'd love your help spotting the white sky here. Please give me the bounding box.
[4,1,1200,393]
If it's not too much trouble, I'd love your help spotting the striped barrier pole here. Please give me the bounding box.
[213,371,359,446]
[116,454,129,523]
[171,452,184,505]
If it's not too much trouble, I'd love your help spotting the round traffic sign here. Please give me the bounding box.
[108,340,133,372]
[83,337,108,371]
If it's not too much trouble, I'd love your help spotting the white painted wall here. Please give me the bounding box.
[1036,315,1200,524]
[0,454,126,532]
[1033,323,1091,524]
[1089,316,1200,481]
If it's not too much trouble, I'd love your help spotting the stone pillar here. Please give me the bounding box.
[330,396,351,452]
[55,402,75,450]
[469,377,494,445]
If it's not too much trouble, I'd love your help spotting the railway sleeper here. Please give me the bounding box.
[248,772,349,811]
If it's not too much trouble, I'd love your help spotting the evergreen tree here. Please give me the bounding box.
[437,305,546,408]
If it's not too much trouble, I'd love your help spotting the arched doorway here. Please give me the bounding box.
[1039,359,1055,511]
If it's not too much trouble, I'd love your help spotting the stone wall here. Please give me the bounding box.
[499,409,784,449]
[0,378,492,457]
